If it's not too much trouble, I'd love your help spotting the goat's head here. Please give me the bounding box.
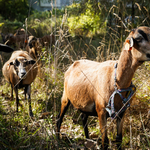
[27,36,41,59]
[124,26,150,61]
[9,56,36,79]
[4,33,14,45]
[28,36,37,49]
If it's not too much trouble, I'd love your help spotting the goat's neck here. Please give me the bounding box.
[116,50,142,89]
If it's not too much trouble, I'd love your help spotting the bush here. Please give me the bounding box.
[0,0,29,22]
[27,9,65,37]
[67,0,106,37]
[0,19,23,33]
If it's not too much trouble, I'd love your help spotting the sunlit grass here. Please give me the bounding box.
[0,44,150,150]
[0,3,150,148]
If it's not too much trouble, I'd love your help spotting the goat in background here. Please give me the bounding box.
[2,50,38,117]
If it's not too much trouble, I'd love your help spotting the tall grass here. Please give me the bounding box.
[0,1,150,149]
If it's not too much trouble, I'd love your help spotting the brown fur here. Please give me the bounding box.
[2,50,38,116]
[26,34,55,59]
[26,36,41,60]
[15,28,26,35]
[5,34,28,49]
[39,34,55,48]
[57,26,150,149]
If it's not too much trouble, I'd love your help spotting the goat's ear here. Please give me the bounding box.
[28,60,36,64]
[25,39,28,44]
[10,62,14,65]
[7,62,13,70]
[125,37,134,51]
[0,44,14,53]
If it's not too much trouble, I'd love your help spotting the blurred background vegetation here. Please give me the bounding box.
[0,0,150,149]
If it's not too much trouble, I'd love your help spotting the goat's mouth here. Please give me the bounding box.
[21,74,27,79]
[19,74,27,79]
[146,53,150,58]
[22,76,27,79]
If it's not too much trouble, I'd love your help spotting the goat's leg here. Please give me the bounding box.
[116,113,125,150]
[97,108,109,150]
[11,84,13,100]
[14,87,19,112]
[81,113,89,138]
[26,85,33,117]
[24,86,27,100]
[57,99,70,138]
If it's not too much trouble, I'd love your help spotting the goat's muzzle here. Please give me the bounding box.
[18,68,26,79]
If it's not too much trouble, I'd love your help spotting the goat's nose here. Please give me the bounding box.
[19,68,26,78]
[21,72,26,77]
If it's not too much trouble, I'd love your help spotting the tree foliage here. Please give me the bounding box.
[67,0,106,37]
[0,0,30,22]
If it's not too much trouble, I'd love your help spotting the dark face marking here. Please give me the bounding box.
[146,54,150,58]
[24,60,36,66]
[15,59,20,66]
[138,29,148,41]
[28,36,37,48]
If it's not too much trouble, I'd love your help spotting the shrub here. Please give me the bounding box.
[0,19,23,33]
[67,0,106,37]
[0,0,29,22]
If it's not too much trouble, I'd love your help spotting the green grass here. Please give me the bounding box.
[0,3,150,148]
[0,33,150,149]
[0,72,150,149]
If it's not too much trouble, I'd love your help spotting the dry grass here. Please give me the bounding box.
[0,1,150,149]
[0,38,150,149]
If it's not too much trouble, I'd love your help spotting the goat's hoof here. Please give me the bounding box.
[29,112,33,117]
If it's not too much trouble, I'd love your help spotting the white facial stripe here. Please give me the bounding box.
[13,69,17,75]
[16,56,25,61]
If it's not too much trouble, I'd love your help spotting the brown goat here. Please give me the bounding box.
[26,36,41,60]
[57,26,150,149]
[1,33,13,44]
[15,28,26,35]
[2,50,38,117]
[39,33,55,48]
[5,33,28,49]
[26,34,55,60]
